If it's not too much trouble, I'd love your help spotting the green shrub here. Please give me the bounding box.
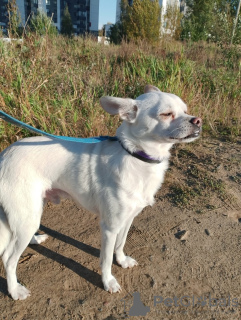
[28,10,58,37]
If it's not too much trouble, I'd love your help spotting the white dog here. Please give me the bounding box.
[0,85,202,300]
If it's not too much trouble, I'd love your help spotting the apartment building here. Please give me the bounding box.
[160,0,186,15]
[0,0,9,32]
[0,0,99,36]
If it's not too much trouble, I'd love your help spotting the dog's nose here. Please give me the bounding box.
[190,117,202,127]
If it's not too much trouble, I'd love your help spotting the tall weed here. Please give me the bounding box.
[0,35,240,148]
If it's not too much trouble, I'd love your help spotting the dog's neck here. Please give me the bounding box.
[116,127,173,162]
[118,139,162,164]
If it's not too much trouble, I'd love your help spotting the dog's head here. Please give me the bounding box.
[100,85,202,144]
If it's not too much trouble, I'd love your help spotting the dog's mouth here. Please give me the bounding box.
[169,130,201,141]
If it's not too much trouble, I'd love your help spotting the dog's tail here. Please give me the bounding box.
[0,206,11,256]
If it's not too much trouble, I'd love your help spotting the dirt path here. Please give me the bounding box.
[0,137,240,320]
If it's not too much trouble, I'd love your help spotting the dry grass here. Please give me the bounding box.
[0,34,240,147]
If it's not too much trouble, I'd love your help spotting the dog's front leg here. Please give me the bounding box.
[100,226,121,293]
[115,217,138,269]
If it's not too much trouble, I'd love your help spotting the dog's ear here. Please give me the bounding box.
[144,85,161,93]
[100,97,138,123]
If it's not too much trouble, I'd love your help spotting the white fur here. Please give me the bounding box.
[0,85,201,299]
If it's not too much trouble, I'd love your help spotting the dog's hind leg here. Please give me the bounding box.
[2,234,32,300]
[2,202,43,300]
[2,218,42,300]
[114,217,138,269]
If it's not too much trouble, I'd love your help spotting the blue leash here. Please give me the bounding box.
[0,110,117,143]
[0,110,162,164]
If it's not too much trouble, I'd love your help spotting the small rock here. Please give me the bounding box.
[205,229,211,236]
[174,230,189,240]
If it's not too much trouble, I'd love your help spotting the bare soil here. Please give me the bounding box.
[0,136,241,320]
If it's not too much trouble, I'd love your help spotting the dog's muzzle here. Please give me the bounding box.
[170,117,202,141]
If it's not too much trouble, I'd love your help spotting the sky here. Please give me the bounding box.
[98,0,117,29]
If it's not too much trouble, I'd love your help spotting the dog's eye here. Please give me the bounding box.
[161,113,173,117]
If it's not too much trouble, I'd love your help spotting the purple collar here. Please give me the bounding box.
[118,140,162,164]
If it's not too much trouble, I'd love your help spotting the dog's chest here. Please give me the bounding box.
[119,161,168,208]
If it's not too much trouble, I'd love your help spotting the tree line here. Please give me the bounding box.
[3,0,241,45]
[109,0,241,45]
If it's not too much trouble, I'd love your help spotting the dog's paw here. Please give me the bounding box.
[30,234,49,245]
[117,256,138,269]
[10,283,31,300]
[103,276,121,294]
